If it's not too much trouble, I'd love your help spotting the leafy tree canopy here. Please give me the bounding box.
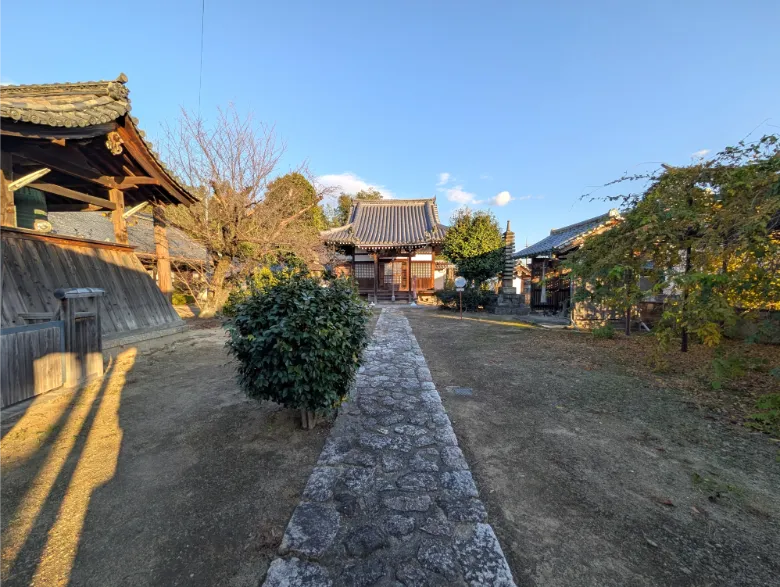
[570,134,780,351]
[442,208,505,286]
[266,172,328,231]
[329,188,383,227]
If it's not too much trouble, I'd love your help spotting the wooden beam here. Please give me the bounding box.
[8,168,52,191]
[123,201,149,219]
[114,176,161,187]
[109,189,128,244]
[29,182,116,210]
[373,253,379,303]
[153,206,172,301]
[10,144,120,188]
[1,152,16,226]
[0,120,116,140]
[47,204,105,212]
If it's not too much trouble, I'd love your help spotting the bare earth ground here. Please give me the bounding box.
[405,309,780,587]
[1,326,328,587]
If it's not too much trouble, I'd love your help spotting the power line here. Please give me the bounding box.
[197,0,206,115]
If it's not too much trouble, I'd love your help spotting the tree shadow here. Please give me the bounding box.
[1,350,136,586]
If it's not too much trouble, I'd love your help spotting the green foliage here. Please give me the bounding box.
[225,269,370,414]
[745,394,780,437]
[171,293,195,305]
[573,134,780,352]
[222,260,308,317]
[442,208,504,286]
[710,354,747,390]
[435,287,497,311]
[592,324,616,339]
[329,188,382,227]
[265,172,327,230]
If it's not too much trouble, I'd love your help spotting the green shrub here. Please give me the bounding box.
[592,323,616,339]
[222,262,309,316]
[225,269,370,426]
[745,393,780,436]
[434,287,497,312]
[172,292,195,305]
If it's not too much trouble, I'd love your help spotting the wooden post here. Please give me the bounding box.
[408,251,413,302]
[1,153,16,227]
[109,188,128,244]
[431,250,436,292]
[372,253,379,303]
[153,205,172,301]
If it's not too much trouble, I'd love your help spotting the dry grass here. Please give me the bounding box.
[542,329,780,436]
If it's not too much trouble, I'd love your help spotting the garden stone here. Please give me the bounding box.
[280,504,340,557]
[441,447,468,470]
[383,495,432,512]
[386,515,415,536]
[417,539,458,581]
[454,524,515,587]
[441,471,479,498]
[264,558,332,587]
[345,525,387,557]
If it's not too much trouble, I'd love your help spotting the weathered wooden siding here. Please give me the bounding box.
[1,322,64,407]
[1,227,182,336]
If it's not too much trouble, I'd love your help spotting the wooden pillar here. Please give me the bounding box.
[0,153,16,227]
[109,188,128,244]
[430,250,436,291]
[372,252,379,303]
[408,250,413,302]
[153,205,172,301]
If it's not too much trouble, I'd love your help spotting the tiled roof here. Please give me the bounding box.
[513,209,621,258]
[48,211,208,265]
[0,75,130,127]
[322,199,447,249]
[0,74,197,205]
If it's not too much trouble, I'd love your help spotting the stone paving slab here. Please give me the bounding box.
[263,308,516,587]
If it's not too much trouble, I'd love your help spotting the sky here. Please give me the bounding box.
[2,0,779,246]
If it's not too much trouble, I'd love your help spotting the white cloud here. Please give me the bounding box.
[437,172,451,186]
[692,149,710,159]
[479,173,493,181]
[317,172,394,200]
[488,191,514,206]
[444,185,480,205]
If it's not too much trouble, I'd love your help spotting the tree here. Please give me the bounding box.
[161,106,327,317]
[329,188,382,227]
[442,208,505,286]
[567,217,645,335]
[265,172,329,231]
[574,134,780,351]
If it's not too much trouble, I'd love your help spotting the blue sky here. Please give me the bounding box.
[2,1,779,245]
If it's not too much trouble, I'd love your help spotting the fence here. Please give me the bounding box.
[1,288,104,408]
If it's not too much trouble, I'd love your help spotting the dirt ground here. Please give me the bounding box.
[1,327,328,587]
[405,309,780,587]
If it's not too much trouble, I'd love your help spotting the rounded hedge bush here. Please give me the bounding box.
[225,269,370,427]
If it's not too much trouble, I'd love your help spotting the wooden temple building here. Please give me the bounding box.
[513,209,621,313]
[0,74,199,373]
[322,198,448,302]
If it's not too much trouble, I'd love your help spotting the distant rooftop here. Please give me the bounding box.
[322,198,447,249]
[514,209,621,258]
[49,211,208,265]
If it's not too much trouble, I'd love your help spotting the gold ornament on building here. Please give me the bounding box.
[105,131,124,155]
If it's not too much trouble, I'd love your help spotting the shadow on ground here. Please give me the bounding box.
[1,327,327,586]
[405,308,780,587]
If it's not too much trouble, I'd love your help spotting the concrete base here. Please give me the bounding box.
[102,321,189,359]
[491,292,530,315]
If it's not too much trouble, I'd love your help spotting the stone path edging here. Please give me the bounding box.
[263,308,516,587]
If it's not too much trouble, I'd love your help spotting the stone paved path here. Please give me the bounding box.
[263,309,516,587]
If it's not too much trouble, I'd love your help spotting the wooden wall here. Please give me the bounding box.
[1,227,182,337]
[1,322,64,408]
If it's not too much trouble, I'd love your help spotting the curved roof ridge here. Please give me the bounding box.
[550,209,619,235]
